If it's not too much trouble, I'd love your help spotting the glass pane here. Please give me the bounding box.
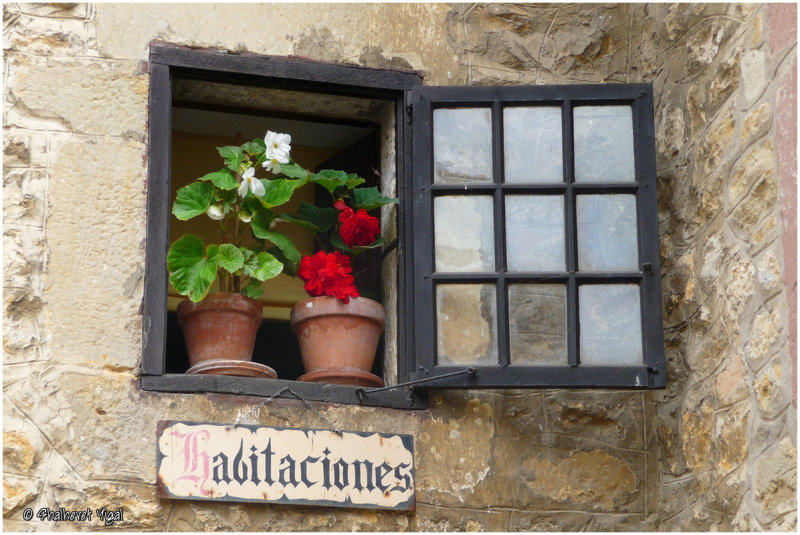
[504,107,563,183]
[436,284,498,365]
[433,108,493,184]
[506,195,565,271]
[574,105,635,183]
[508,284,567,365]
[577,194,638,271]
[434,196,495,272]
[579,284,643,366]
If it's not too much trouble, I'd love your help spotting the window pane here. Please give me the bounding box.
[434,196,495,272]
[506,195,565,271]
[436,284,498,365]
[433,108,493,184]
[579,284,643,366]
[504,107,563,183]
[577,194,638,271]
[509,284,567,365]
[574,105,635,183]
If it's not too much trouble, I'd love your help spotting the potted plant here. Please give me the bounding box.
[286,170,398,387]
[167,131,310,377]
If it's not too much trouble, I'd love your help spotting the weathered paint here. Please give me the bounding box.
[157,421,415,511]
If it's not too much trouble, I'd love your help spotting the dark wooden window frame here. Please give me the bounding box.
[408,84,667,389]
[141,43,427,409]
[142,45,666,407]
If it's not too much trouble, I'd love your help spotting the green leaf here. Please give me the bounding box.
[200,169,238,190]
[242,251,283,281]
[311,169,349,195]
[329,231,349,251]
[242,139,265,156]
[353,236,387,250]
[217,145,245,171]
[242,280,264,299]
[259,178,305,208]
[167,235,220,302]
[279,161,310,180]
[351,186,399,211]
[218,243,244,273]
[345,173,366,189]
[266,246,298,277]
[172,182,214,220]
[249,210,275,239]
[259,230,301,267]
[273,212,319,232]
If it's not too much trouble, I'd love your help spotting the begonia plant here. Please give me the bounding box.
[167,130,397,304]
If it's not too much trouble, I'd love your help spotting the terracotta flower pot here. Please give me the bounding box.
[290,296,385,387]
[177,292,263,367]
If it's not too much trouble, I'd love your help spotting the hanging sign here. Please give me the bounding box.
[156,421,415,511]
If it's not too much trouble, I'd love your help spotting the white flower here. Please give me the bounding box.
[238,167,266,198]
[264,131,291,164]
[238,212,252,223]
[262,157,281,174]
[207,205,225,220]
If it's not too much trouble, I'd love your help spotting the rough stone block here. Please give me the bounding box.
[729,141,776,206]
[416,394,494,507]
[45,137,146,369]
[658,471,713,529]
[685,17,737,74]
[744,306,782,371]
[415,504,510,532]
[751,9,765,49]
[517,444,642,512]
[4,14,89,57]
[3,169,48,230]
[754,437,797,523]
[730,170,778,239]
[543,391,645,450]
[3,430,41,473]
[2,475,41,516]
[5,56,148,136]
[492,391,545,439]
[680,395,716,473]
[754,360,792,419]
[756,249,783,294]
[741,49,768,106]
[715,353,749,405]
[694,112,734,181]
[741,101,772,147]
[712,401,750,472]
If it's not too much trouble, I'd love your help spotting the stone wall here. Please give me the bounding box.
[3,3,795,531]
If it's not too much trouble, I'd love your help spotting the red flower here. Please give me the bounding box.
[339,208,380,247]
[334,199,354,223]
[298,251,359,303]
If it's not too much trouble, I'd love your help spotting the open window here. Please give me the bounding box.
[142,46,666,410]
[142,45,424,408]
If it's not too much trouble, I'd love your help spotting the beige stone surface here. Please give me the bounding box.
[2,2,796,531]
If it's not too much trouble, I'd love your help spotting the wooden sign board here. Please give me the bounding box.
[156,421,415,511]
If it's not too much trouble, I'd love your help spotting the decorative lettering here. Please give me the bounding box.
[158,422,415,510]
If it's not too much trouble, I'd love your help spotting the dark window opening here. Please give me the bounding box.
[142,44,425,408]
[165,107,383,380]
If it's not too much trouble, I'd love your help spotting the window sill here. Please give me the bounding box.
[141,374,428,410]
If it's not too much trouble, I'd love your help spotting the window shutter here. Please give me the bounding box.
[405,83,666,389]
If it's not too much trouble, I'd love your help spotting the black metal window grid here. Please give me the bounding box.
[408,84,666,389]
